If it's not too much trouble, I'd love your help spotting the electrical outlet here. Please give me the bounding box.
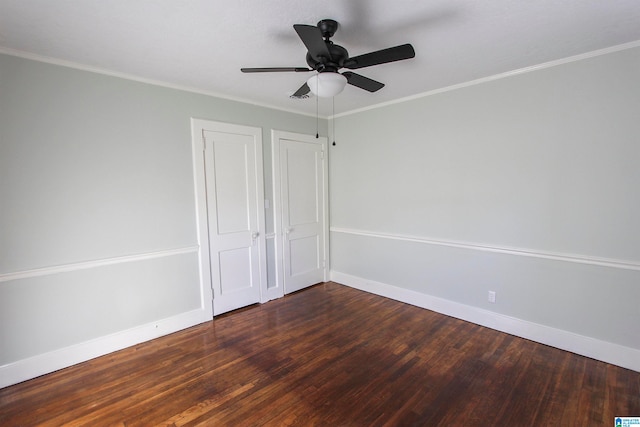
[488,291,496,303]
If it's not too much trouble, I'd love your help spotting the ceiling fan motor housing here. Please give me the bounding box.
[306,43,348,72]
[305,19,348,72]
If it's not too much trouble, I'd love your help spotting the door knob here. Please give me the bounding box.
[251,231,259,240]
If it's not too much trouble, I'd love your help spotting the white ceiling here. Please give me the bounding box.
[1,0,640,116]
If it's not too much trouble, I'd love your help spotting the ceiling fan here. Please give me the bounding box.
[241,19,415,98]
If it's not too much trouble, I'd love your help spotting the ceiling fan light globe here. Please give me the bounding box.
[307,73,347,97]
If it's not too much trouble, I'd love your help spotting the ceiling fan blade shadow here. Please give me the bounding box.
[293,24,332,60]
[344,44,415,69]
[342,72,385,92]
[241,67,312,73]
[343,4,459,46]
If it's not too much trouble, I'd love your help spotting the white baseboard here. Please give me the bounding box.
[0,308,209,389]
[331,270,640,373]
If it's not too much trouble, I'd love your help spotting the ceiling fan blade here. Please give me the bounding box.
[241,67,313,73]
[344,44,415,69]
[292,82,311,97]
[343,72,385,92]
[293,24,332,60]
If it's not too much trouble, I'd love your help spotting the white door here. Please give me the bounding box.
[192,120,266,316]
[273,131,328,295]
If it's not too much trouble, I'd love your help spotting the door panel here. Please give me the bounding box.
[280,138,326,294]
[204,129,263,315]
[289,235,320,276]
[286,148,319,225]
[219,248,252,293]
[212,137,251,234]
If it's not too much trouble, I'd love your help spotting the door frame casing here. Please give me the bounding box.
[191,118,268,317]
[271,129,329,297]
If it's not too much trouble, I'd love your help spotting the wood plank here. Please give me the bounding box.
[1,282,638,426]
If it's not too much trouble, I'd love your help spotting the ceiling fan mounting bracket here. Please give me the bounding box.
[317,19,339,40]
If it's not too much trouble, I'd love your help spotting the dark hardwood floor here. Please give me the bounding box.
[1,282,639,426]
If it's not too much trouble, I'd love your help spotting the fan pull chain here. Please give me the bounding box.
[315,75,319,139]
[332,97,336,146]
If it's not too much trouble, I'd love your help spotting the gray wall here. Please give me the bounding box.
[0,53,325,367]
[330,46,640,351]
[2,44,639,381]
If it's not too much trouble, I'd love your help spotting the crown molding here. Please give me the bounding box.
[331,39,640,119]
[0,47,324,119]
